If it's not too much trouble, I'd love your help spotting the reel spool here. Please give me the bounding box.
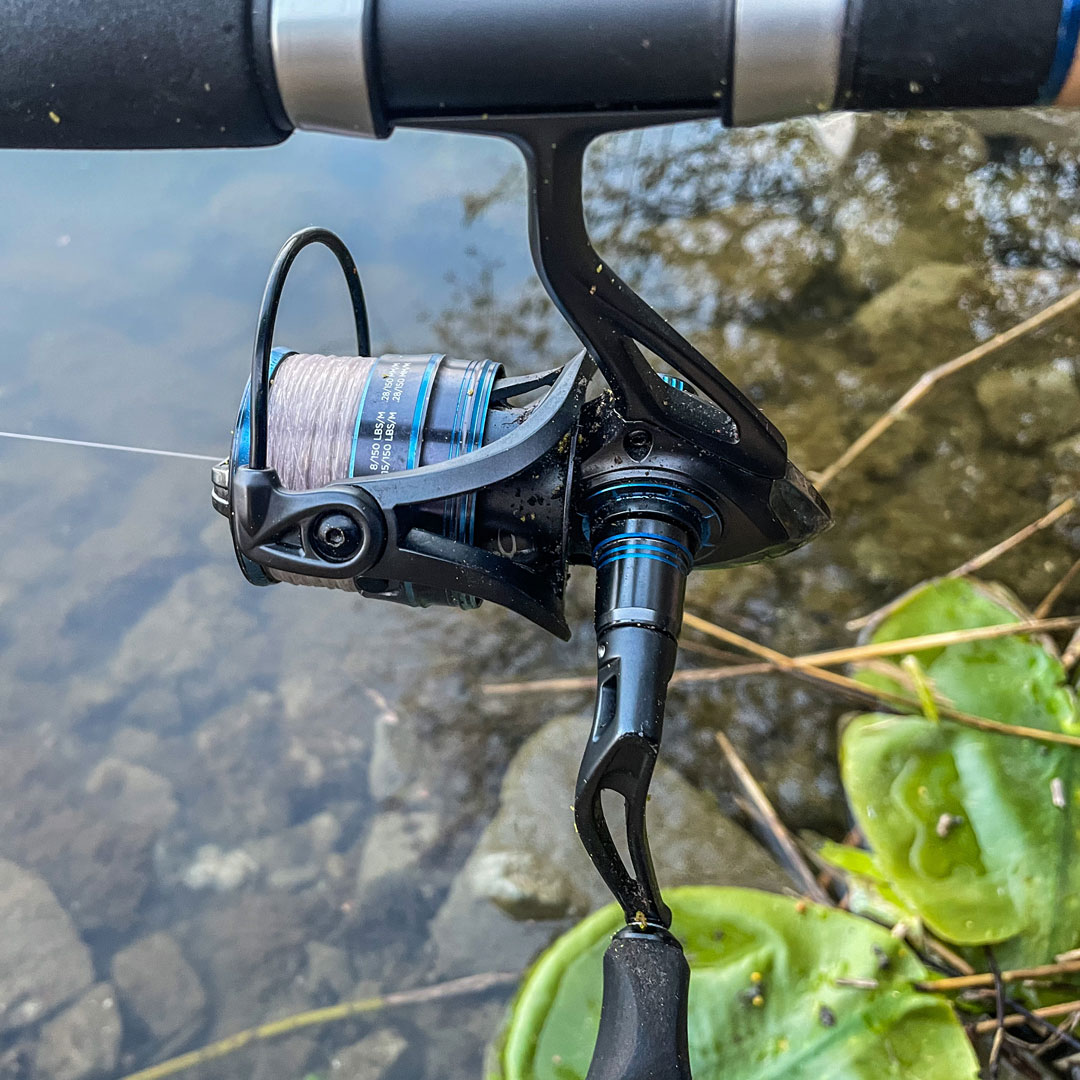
[218,348,565,610]
[214,227,592,638]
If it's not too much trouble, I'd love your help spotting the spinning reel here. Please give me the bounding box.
[215,122,831,1080]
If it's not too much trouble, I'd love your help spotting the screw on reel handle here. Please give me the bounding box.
[586,927,693,1080]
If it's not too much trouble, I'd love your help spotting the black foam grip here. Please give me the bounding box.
[841,0,1062,110]
[0,0,291,148]
[586,928,693,1080]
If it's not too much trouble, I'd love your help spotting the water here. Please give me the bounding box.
[1,111,1080,1079]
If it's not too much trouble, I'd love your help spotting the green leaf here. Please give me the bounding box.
[841,578,1080,966]
[816,841,921,933]
[491,887,976,1080]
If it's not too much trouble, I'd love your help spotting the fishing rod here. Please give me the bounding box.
[3,1,1079,1076]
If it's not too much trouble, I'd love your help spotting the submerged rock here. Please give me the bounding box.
[976,358,1080,450]
[429,715,784,976]
[355,810,442,895]
[833,113,989,295]
[110,932,206,1044]
[34,984,121,1080]
[330,1028,409,1078]
[0,858,93,1034]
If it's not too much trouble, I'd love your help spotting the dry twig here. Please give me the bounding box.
[1035,556,1080,619]
[682,612,1080,749]
[972,1000,1080,1036]
[812,284,1080,490]
[715,731,832,905]
[847,499,1079,631]
[116,972,518,1080]
[917,958,1080,994]
[483,617,1080,697]
[946,498,1076,579]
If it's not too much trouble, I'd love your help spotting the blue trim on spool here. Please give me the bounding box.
[407,354,442,469]
[232,348,293,587]
[348,360,381,479]
[1041,0,1080,101]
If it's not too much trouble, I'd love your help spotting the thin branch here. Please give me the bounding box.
[1065,626,1080,671]
[917,959,1080,994]
[987,948,1006,1080]
[484,616,1080,697]
[1035,556,1080,619]
[715,731,832,906]
[972,1000,1080,1035]
[682,612,1080,749]
[848,499,1079,632]
[946,499,1076,579]
[115,972,519,1080]
[812,283,1080,490]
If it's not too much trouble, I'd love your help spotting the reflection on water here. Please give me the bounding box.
[2,112,1080,1079]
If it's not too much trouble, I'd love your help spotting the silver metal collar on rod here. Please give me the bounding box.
[270,0,377,137]
[732,0,847,126]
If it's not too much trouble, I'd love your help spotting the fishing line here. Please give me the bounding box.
[0,430,219,462]
[262,351,379,590]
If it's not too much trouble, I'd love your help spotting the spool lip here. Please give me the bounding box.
[231,347,294,586]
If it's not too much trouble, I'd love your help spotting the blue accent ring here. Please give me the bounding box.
[1041,0,1080,102]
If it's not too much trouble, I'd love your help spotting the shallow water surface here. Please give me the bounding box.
[1,112,1079,1079]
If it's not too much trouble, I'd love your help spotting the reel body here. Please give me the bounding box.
[217,224,831,1080]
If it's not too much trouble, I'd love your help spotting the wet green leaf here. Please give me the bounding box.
[841,578,1080,966]
[491,887,976,1080]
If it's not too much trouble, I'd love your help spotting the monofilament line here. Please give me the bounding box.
[0,430,219,462]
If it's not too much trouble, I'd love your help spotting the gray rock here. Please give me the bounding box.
[330,1028,409,1079]
[367,699,426,804]
[651,203,836,320]
[84,758,177,832]
[35,984,121,1080]
[469,851,574,920]
[853,262,982,360]
[356,810,441,893]
[110,932,205,1043]
[5,761,177,934]
[302,942,355,1001]
[0,859,93,1033]
[833,113,989,295]
[244,811,343,891]
[429,715,784,975]
[976,358,1080,451]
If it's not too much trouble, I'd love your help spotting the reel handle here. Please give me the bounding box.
[586,926,693,1080]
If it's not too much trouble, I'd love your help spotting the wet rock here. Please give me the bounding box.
[975,358,1080,450]
[84,758,177,832]
[367,694,425,804]
[178,893,333,1080]
[181,844,258,892]
[34,984,121,1080]
[649,202,836,320]
[110,932,205,1044]
[355,810,441,893]
[303,942,355,1002]
[833,114,989,294]
[0,858,93,1033]
[468,851,573,920]
[330,1027,409,1078]
[244,811,343,891]
[5,759,176,933]
[191,690,293,838]
[852,262,982,361]
[429,715,784,976]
